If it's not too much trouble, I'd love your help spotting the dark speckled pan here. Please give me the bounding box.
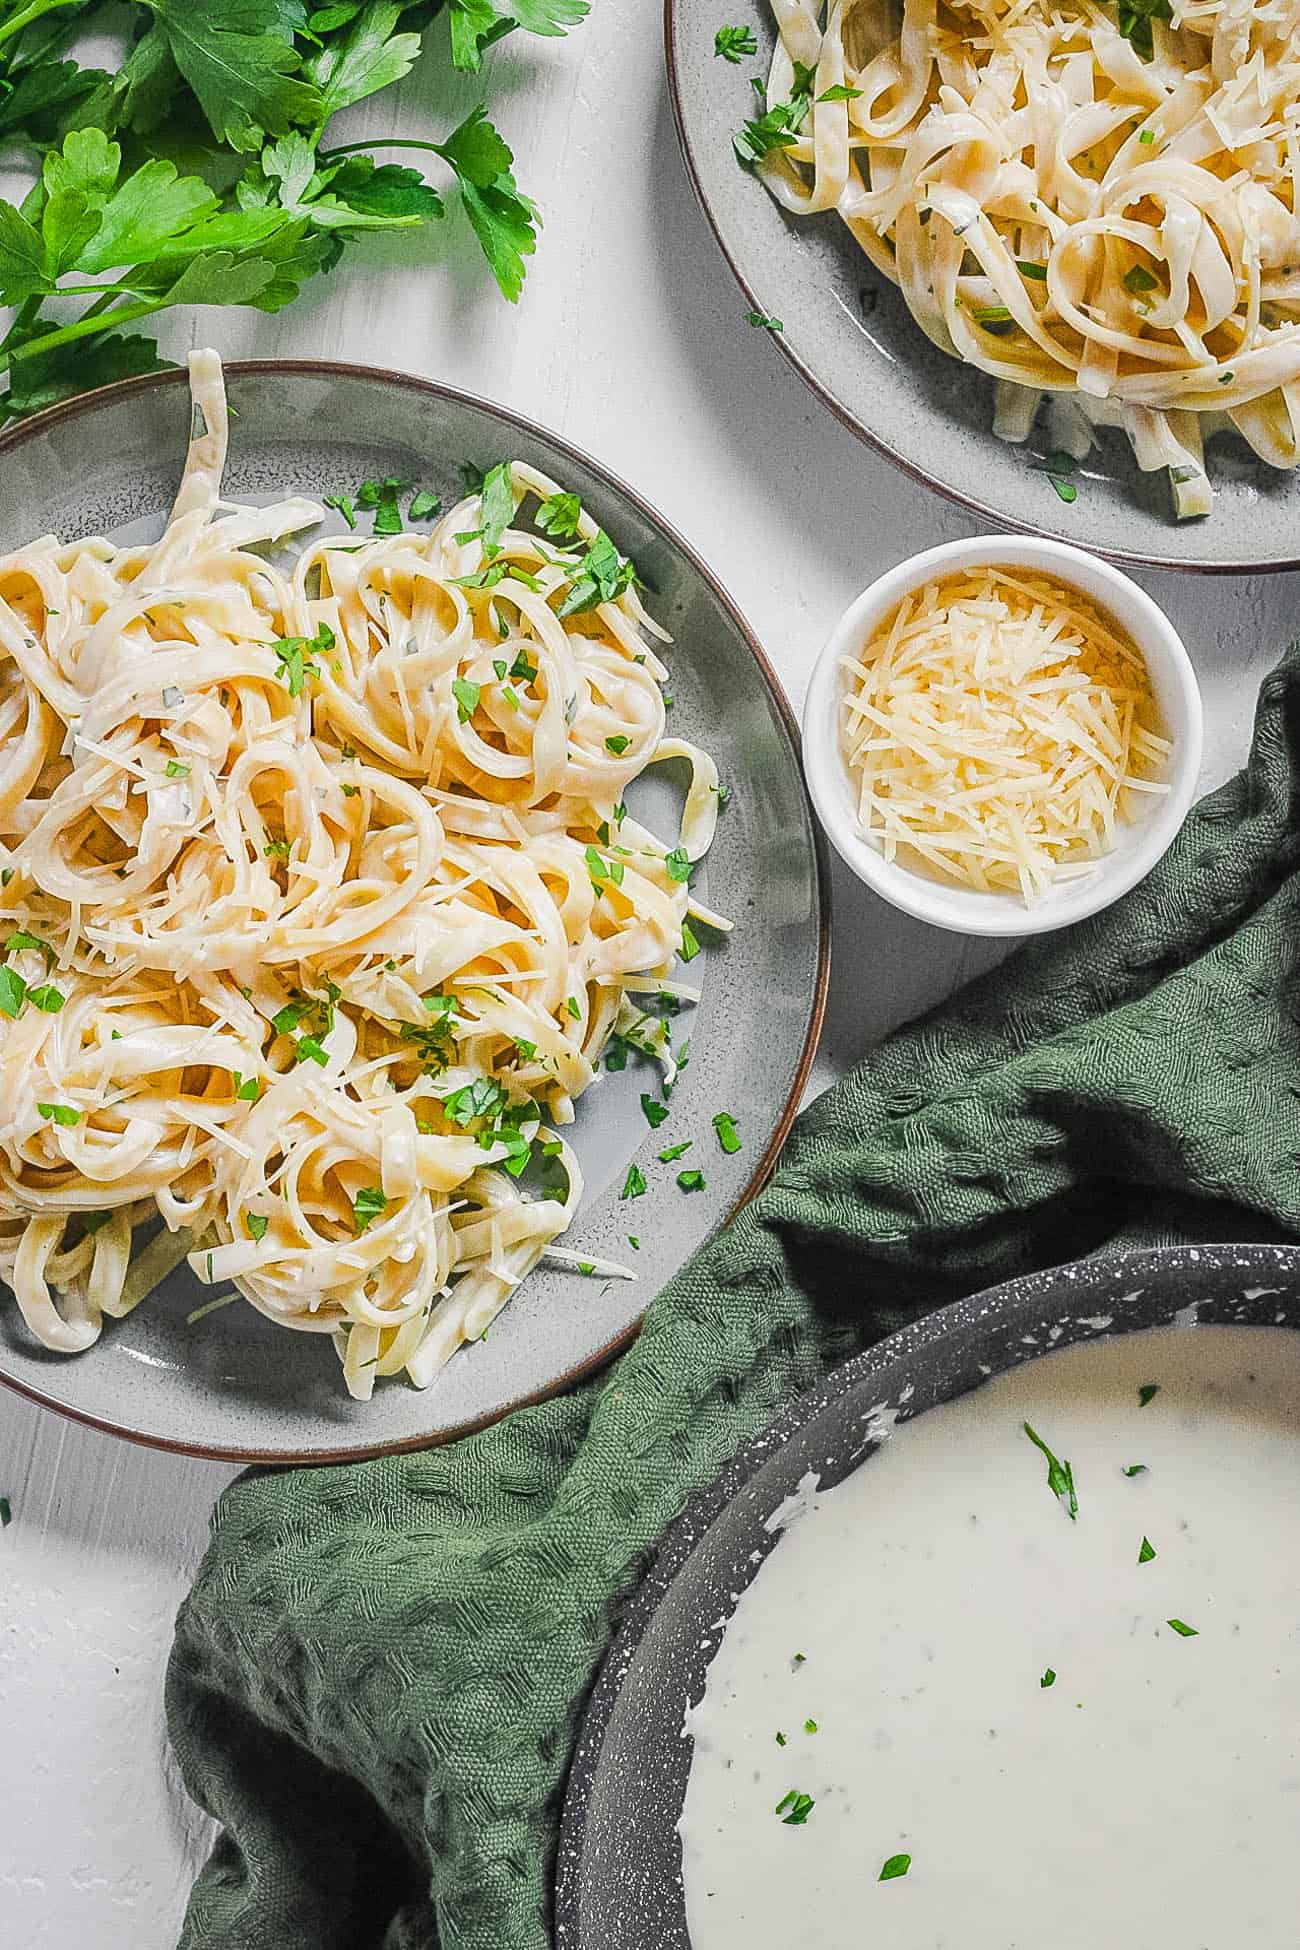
[0,361,829,1464]
[555,1243,1300,1947]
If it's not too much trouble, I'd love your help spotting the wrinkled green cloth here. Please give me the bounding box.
[168,643,1300,1950]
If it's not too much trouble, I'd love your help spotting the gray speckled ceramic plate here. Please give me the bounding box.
[0,361,828,1463]
[666,2,1300,574]
[555,1242,1300,1946]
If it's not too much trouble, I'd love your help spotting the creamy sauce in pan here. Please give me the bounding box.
[680,1326,1300,1948]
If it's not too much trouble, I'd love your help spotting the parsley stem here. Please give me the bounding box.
[0,0,80,52]
[317,138,452,161]
[0,297,168,378]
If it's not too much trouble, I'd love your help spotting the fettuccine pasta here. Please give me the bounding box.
[744,0,1300,517]
[0,352,726,1399]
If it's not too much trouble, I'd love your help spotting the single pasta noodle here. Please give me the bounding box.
[742,0,1300,517]
[0,352,728,1399]
[839,564,1172,900]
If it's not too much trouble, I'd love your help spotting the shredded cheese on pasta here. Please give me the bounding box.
[840,566,1172,899]
[749,0,1300,516]
[0,352,727,1399]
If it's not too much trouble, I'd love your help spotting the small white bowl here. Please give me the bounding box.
[802,535,1204,938]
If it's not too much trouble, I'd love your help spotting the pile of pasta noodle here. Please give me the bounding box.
[750,0,1300,515]
[0,353,723,1398]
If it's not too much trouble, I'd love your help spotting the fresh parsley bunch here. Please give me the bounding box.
[0,0,590,425]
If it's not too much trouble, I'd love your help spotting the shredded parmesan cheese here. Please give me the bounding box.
[840,568,1173,905]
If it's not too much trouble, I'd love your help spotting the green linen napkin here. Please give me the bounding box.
[168,643,1300,1950]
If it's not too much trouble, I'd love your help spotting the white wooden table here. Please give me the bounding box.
[1,9,1296,1943]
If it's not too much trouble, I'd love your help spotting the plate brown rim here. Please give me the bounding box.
[0,357,832,1466]
[662,0,1300,579]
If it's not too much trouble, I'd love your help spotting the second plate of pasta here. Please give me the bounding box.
[0,360,827,1461]
[668,0,1300,571]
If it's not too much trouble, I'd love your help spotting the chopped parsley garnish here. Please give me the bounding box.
[1023,1421,1078,1521]
[324,493,357,530]
[747,311,783,332]
[879,1853,911,1882]
[6,931,54,968]
[0,967,25,1018]
[342,783,360,797]
[510,649,539,684]
[264,838,292,861]
[557,529,640,617]
[677,1168,706,1192]
[792,1652,806,1668]
[37,1102,80,1126]
[28,985,65,1013]
[0,1496,9,1526]
[775,1729,787,1746]
[165,760,191,779]
[566,995,582,1020]
[440,1076,510,1126]
[604,1037,629,1073]
[460,462,514,557]
[1138,1383,1160,1407]
[245,1213,269,1242]
[715,23,758,59]
[577,1261,595,1276]
[408,490,441,522]
[1167,1618,1198,1637]
[971,303,1012,323]
[628,1234,640,1249]
[658,1140,692,1161]
[352,1186,389,1235]
[1114,0,1172,61]
[452,677,481,723]
[358,476,410,536]
[293,1035,328,1066]
[536,490,582,540]
[775,1790,815,1826]
[664,847,692,883]
[586,846,625,895]
[1040,448,1079,504]
[1017,260,1047,280]
[803,1718,818,1734]
[605,735,630,756]
[1138,1535,1157,1564]
[1138,127,1156,144]
[273,622,334,699]
[621,1163,647,1200]
[1123,264,1159,296]
[1122,1463,1148,1476]
[679,920,702,963]
[640,1094,670,1129]
[735,91,809,167]
[1040,1667,1057,1688]
[232,1073,261,1102]
[514,1038,538,1061]
[818,82,862,101]
[712,1110,741,1154]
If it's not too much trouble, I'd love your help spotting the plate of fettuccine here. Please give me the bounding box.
[0,356,827,1460]
[669,0,1300,568]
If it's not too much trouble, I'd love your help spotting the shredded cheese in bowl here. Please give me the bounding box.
[839,567,1173,905]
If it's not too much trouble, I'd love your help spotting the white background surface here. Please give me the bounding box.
[2,6,1297,1943]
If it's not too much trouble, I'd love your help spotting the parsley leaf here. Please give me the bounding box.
[677,1168,706,1192]
[1023,1421,1078,1521]
[536,490,582,539]
[273,620,334,697]
[879,1853,911,1881]
[715,25,758,60]
[640,1093,669,1129]
[37,1101,80,1126]
[142,1,322,156]
[621,1163,646,1200]
[435,107,538,303]
[0,967,27,1018]
[351,1184,388,1234]
[1113,0,1173,60]
[774,1790,814,1826]
[28,983,65,1012]
[712,1110,741,1153]
[245,1212,270,1241]
[747,310,783,332]
[452,676,481,723]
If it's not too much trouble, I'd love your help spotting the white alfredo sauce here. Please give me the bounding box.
[680,1325,1300,1949]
